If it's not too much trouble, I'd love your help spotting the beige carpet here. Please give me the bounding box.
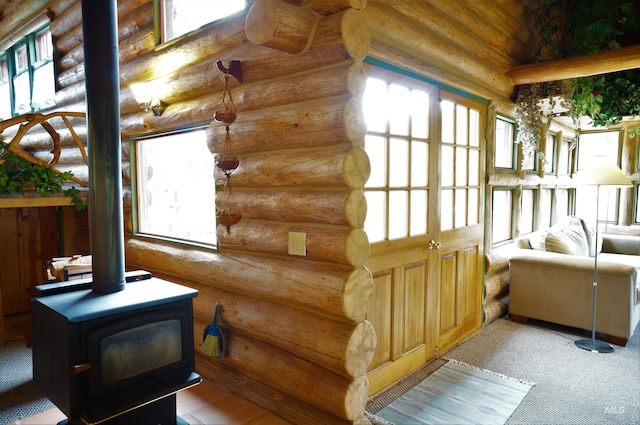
[367,317,640,425]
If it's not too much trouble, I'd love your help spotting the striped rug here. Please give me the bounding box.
[376,359,534,425]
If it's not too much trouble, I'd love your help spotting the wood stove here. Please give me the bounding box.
[32,274,200,425]
[30,2,201,424]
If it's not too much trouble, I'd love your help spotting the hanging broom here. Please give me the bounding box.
[201,303,223,357]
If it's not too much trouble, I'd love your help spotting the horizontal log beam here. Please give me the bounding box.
[194,285,376,378]
[200,330,369,421]
[216,221,369,267]
[195,353,355,425]
[125,238,374,322]
[216,189,366,227]
[508,44,640,85]
[215,146,370,189]
[207,96,365,155]
[246,0,320,54]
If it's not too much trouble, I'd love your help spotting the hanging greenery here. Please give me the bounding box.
[0,142,87,211]
[515,0,640,157]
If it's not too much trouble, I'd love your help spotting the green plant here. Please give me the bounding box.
[0,144,87,211]
[532,0,640,128]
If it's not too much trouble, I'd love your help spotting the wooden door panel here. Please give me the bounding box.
[402,262,427,352]
[438,253,457,335]
[368,271,393,370]
[460,246,479,321]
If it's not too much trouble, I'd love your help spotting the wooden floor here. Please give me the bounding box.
[4,313,290,425]
[10,378,291,425]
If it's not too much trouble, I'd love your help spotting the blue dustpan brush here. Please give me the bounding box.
[201,303,222,357]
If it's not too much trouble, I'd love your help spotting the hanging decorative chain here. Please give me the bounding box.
[214,61,243,235]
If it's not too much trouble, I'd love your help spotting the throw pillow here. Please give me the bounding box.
[545,218,589,256]
[578,218,603,257]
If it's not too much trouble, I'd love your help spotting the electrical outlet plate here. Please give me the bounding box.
[288,232,306,256]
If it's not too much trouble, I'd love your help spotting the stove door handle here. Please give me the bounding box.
[70,363,92,375]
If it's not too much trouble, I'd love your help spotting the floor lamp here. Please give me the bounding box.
[573,156,632,353]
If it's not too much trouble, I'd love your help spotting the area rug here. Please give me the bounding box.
[375,359,534,425]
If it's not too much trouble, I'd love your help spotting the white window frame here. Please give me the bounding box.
[133,126,218,248]
[157,0,247,45]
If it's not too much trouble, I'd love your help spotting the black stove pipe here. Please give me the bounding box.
[81,0,125,294]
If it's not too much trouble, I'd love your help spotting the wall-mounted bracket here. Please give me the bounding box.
[216,60,243,83]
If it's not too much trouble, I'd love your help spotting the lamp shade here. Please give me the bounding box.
[572,156,632,187]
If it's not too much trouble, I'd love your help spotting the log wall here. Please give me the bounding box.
[1,0,547,423]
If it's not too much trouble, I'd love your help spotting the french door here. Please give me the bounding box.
[363,65,485,395]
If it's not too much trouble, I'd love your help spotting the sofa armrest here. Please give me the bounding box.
[509,249,636,275]
[602,235,640,256]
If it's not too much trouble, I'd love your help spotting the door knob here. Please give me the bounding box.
[429,240,442,250]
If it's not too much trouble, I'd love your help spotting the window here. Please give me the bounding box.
[495,116,515,169]
[492,188,513,244]
[521,188,537,234]
[159,0,246,44]
[574,131,620,224]
[134,127,217,247]
[635,183,640,224]
[440,98,482,231]
[362,74,433,243]
[544,133,556,173]
[557,138,573,175]
[0,25,55,120]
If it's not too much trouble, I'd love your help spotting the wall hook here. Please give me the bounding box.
[216,60,243,83]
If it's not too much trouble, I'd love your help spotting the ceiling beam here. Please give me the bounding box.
[507,44,640,85]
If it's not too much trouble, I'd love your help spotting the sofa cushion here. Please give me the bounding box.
[579,219,603,257]
[545,217,589,256]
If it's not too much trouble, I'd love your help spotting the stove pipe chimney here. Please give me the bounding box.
[81,0,126,294]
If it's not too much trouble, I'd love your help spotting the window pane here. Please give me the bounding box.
[136,128,216,246]
[364,191,386,243]
[521,189,535,234]
[13,72,31,114]
[441,145,454,187]
[440,189,453,231]
[15,44,28,72]
[456,105,468,145]
[495,118,514,168]
[556,189,569,221]
[389,138,408,187]
[35,29,53,62]
[0,81,10,120]
[410,190,427,235]
[389,190,408,239]
[636,185,640,223]
[363,78,388,133]
[455,147,467,185]
[365,135,386,187]
[389,84,410,136]
[410,90,429,139]
[411,140,428,187]
[441,100,454,143]
[492,190,512,243]
[469,109,480,147]
[32,61,56,110]
[162,0,245,42]
[558,140,570,175]
[544,134,555,173]
[455,188,466,228]
[468,188,478,225]
[539,189,552,229]
[468,149,479,186]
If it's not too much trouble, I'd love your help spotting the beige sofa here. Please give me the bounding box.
[509,217,640,345]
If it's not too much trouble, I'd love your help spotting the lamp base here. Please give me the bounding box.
[575,339,614,353]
